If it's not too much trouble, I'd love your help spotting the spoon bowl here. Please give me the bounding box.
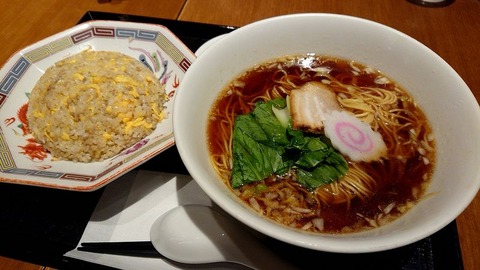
[150,205,295,269]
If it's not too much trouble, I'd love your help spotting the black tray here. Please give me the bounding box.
[0,11,463,270]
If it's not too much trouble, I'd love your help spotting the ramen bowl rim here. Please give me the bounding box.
[173,13,480,253]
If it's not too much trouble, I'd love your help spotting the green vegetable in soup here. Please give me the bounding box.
[231,98,348,190]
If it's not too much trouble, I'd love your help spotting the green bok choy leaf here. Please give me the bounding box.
[231,98,348,190]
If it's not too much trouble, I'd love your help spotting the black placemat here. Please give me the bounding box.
[0,11,464,270]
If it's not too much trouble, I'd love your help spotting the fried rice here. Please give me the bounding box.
[27,50,167,162]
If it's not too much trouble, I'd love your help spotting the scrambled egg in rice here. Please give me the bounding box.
[27,50,167,162]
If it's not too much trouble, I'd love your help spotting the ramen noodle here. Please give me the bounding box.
[207,55,435,233]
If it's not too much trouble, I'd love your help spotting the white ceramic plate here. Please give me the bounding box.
[0,20,196,191]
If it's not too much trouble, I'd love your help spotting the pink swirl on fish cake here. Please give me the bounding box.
[335,122,374,153]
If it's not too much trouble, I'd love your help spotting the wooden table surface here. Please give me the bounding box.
[1,0,479,269]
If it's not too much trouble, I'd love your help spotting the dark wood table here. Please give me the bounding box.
[0,1,478,269]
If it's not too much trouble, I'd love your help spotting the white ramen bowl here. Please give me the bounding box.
[173,13,480,253]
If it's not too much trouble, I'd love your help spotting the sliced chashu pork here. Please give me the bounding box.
[289,81,341,134]
[289,81,387,162]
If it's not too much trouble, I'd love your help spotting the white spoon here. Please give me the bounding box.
[150,204,296,270]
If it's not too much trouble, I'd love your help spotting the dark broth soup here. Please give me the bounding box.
[207,55,435,233]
